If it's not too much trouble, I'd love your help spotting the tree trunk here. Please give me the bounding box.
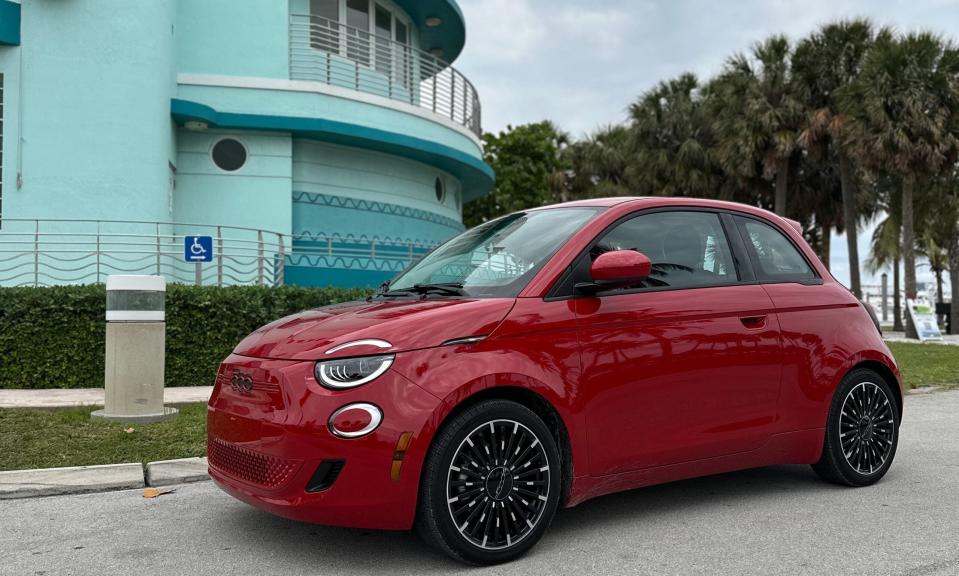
[774,159,788,216]
[893,255,903,332]
[839,151,861,298]
[902,175,918,338]
[819,222,831,270]
[949,231,959,335]
[935,270,944,305]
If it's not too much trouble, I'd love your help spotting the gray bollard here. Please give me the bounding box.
[91,275,178,423]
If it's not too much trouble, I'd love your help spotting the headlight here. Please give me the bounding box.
[314,354,395,389]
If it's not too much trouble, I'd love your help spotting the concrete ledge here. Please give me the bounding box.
[0,386,214,409]
[145,457,209,487]
[0,463,145,499]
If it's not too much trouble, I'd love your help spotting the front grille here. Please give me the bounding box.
[215,371,281,394]
[208,437,301,489]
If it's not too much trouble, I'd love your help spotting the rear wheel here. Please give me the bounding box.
[416,400,561,565]
[812,368,899,486]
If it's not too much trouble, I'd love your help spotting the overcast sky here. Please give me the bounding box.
[454,0,958,293]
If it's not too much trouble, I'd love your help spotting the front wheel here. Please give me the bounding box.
[415,399,561,565]
[812,368,900,486]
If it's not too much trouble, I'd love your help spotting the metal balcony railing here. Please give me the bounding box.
[0,219,440,287]
[289,14,482,136]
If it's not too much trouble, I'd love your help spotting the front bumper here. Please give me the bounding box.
[207,353,442,530]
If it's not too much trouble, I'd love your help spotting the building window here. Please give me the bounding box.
[374,4,392,75]
[211,138,247,172]
[435,177,446,204]
[346,0,371,65]
[309,0,412,79]
[394,18,411,88]
[310,0,340,53]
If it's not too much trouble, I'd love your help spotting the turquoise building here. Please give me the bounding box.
[0,0,493,287]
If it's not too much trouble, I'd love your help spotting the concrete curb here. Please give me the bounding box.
[145,457,209,487]
[0,458,211,499]
[0,463,146,499]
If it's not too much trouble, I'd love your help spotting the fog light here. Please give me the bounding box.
[329,403,382,438]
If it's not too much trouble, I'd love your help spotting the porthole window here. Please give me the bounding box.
[211,138,248,172]
[435,177,446,204]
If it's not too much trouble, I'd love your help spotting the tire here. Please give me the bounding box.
[415,399,561,565]
[812,368,900,487]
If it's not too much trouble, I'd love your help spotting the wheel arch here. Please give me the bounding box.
[851,360,904,419]
[426,385,575,506]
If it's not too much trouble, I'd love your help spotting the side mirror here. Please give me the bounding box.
[577,250,652,292]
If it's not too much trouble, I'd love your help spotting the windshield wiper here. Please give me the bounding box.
[385,282,467,297]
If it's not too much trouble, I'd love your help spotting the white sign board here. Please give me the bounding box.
[907,299,943,342]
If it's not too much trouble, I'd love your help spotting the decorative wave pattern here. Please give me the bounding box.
[292,191,465,233]
[293,231,439,249]
[286,254,410,272]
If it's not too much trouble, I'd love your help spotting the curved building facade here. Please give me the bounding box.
[0,0,492,287]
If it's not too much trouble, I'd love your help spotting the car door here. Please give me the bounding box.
[730,214,854,432]
[572,210,783,476]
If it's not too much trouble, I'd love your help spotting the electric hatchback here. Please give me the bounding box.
[208,197,902,565]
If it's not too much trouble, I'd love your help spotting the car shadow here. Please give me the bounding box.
[214,464,858,572]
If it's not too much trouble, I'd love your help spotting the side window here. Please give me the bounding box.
[736,217,817,283]
[591,211,738,290]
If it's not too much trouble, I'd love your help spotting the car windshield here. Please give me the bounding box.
[387,207,600,298]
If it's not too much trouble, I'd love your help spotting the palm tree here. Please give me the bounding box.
[564,124,633,199]
[917,235,949,305]
[627,73,718,198]
[840,31,959,337]
[793,20,877,297]
[924,175,959,332]
[790,152,843,269]
[868,213,904,331]
[710,35,807,216]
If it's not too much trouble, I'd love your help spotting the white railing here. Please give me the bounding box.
[0,219,288,287]
[289,14,482,136]
[0,219,440,287]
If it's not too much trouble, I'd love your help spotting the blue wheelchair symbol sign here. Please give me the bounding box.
[184,236,213,262]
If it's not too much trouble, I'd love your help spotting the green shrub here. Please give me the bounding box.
[0,285,369,389]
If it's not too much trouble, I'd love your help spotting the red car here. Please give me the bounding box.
[208,197,902,565]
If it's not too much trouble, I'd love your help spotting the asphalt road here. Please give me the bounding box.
[3,390,958,576]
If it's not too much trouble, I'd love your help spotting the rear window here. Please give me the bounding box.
[737,217,817,283]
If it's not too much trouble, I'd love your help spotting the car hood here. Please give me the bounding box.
[233,297,516,361]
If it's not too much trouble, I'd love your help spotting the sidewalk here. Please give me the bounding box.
[0,387,213,409]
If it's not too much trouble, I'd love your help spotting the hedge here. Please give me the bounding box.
[0,285,370,389]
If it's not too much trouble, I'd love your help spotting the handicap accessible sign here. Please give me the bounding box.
[184,235,213,263]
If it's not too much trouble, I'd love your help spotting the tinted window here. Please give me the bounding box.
[738,217,816,282]
[592,211,737,290]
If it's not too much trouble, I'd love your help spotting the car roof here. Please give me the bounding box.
[529,197,802,232]
[530,197,648,208]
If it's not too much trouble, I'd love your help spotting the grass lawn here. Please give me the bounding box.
[887,341,959,389]
[0,403,207,471]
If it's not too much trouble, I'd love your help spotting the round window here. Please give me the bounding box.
[435,177,446,203]
[211,138,247,172]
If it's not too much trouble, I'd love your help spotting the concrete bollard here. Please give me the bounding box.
[91,275,178,424]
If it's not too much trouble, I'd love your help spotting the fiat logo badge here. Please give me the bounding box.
[230,369,254,394]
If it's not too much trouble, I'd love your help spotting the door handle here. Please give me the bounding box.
[740,315,767,329]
